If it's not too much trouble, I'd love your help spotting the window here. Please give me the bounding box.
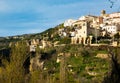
[83,23,85,26]
[79,26,82,29]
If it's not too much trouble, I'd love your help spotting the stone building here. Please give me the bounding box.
[70,20,94,44]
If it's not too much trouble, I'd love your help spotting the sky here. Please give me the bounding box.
[0,0,120,37]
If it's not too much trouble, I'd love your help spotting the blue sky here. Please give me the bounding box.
[0,0,120,37]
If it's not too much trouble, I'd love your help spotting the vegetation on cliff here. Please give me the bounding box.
[1,41,120,83]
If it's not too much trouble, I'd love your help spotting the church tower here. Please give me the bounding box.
[101,10,106,16]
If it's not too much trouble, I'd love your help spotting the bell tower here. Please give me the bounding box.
[101,10,106,16]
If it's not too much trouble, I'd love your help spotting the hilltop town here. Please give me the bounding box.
[25,10,120,52]
[0,10,120,83]
[63,10,120,45]
[0,10,120,52]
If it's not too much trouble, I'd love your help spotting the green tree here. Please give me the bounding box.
[114,33,120,45]
[0,41,29,83]
[60,54,68,83]
[103,47,120,83]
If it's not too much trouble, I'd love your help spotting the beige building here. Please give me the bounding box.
[29,39,50,52]
[71,20,95,44]
[100,10,120,37]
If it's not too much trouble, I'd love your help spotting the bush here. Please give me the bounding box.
[81,50,90,57]
[59,37,71,44]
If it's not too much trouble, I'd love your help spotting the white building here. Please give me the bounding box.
[109,12,120,18]
[75,22,88,38]
[64,19,76,27]
[102,25,117,36]
[30,45,36,52]
[79,16,86,20]
[102,12,120,24]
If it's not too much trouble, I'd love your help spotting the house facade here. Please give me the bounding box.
[70,20,94,44]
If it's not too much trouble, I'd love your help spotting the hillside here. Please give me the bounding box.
[0,42,112,83]
[0,23,63,46]
[0,23,120,83]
